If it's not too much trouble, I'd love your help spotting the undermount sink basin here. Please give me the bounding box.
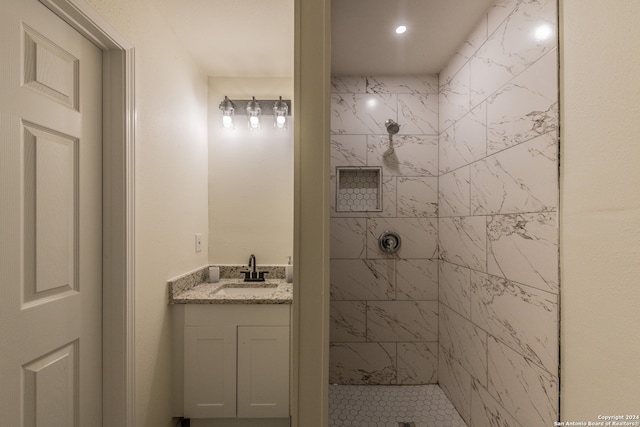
[214,283,278,296]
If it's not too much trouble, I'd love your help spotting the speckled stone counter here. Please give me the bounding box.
[168,265,292,304]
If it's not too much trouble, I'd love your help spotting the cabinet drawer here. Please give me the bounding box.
[185,304,290,326]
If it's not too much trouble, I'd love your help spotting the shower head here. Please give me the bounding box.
[385,119,400,135]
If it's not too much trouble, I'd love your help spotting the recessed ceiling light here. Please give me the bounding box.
[395,25,407,35]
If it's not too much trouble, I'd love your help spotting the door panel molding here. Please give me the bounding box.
[38,0,136,425]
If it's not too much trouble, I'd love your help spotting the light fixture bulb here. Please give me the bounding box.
[272,96,288,129]
[219,96,235,129]
[246,96,262,130]
[395,25,407,34]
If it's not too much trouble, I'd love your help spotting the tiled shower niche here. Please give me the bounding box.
[336,167,382,212]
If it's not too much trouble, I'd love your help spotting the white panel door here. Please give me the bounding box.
[184,326,237,419]
[237,326,290,418]
[0,0,103,425]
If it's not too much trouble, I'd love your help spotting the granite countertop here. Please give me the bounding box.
[170,278,292,304]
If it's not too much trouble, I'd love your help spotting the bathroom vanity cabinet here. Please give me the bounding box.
[173,304,290,426]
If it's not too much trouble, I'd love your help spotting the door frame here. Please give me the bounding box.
[38,0,135,425]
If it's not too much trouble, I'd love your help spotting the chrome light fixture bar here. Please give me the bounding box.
[218,97,291,131]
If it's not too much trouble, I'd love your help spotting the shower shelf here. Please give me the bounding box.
[336,167,382,212]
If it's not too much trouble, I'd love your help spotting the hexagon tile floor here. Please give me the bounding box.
[329,384,468,427]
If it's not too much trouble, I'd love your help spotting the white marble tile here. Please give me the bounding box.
[439,62,470,132]
[379,176,398,218]
[366,75,438,94]
[330,259,395,300]
[439,347,472,424]
[396,259,438,301]
[397,342,438,384]
[330,135,367,174]
[439,167,471,217]
[471,271,558,374]
[331,175,397,218]
[487,0,519,36]
[368,135,438,177]
[487,50,558,154]
[330,301,367,342]
[487,212,558,293]
[330,343,396,384]
[331,75,366,94]
[398,93,438,135]
[462,13,489,55]
[367,301,438,342]
[469,0,557,107]
[367,218,438,259]
[331,93,397,135]
[443,17,488,85]
[487,337,559,427]
[471,132,558,215]
[438,57,457,94]
[439,102,487,174]
[439,261,472,319]
[471,380,522,427]
[330,218,367,259]
[397,177,438,218]
[439,129,455,169]
[439,216,487,272]
[440,304,488,386]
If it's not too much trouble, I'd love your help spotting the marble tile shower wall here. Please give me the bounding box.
[330,75,440,385]
[438,1,559,426]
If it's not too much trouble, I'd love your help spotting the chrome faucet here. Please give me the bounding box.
[242,254,267,282]
[248,254,257,274]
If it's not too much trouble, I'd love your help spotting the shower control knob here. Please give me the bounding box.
[379,231,401,254]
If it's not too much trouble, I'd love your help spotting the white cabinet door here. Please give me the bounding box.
[184,326,237,418]
[237,326,290,418]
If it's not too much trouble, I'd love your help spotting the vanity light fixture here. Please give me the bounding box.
[273,96,288,129]
[246,96,262,130]
[218,97,291,131]
[218,96,235,129]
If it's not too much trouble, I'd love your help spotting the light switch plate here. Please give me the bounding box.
[195,233,203,252]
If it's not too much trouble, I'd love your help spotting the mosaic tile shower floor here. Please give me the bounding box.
[329,385,467,427]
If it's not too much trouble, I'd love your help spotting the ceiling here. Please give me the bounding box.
[332,0,494,75]
[154,0,294,77]
[154,0,493,77]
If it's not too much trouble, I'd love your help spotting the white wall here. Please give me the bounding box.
[84,1,209,426]
[560,0,640,419]
[208,77,294,265]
